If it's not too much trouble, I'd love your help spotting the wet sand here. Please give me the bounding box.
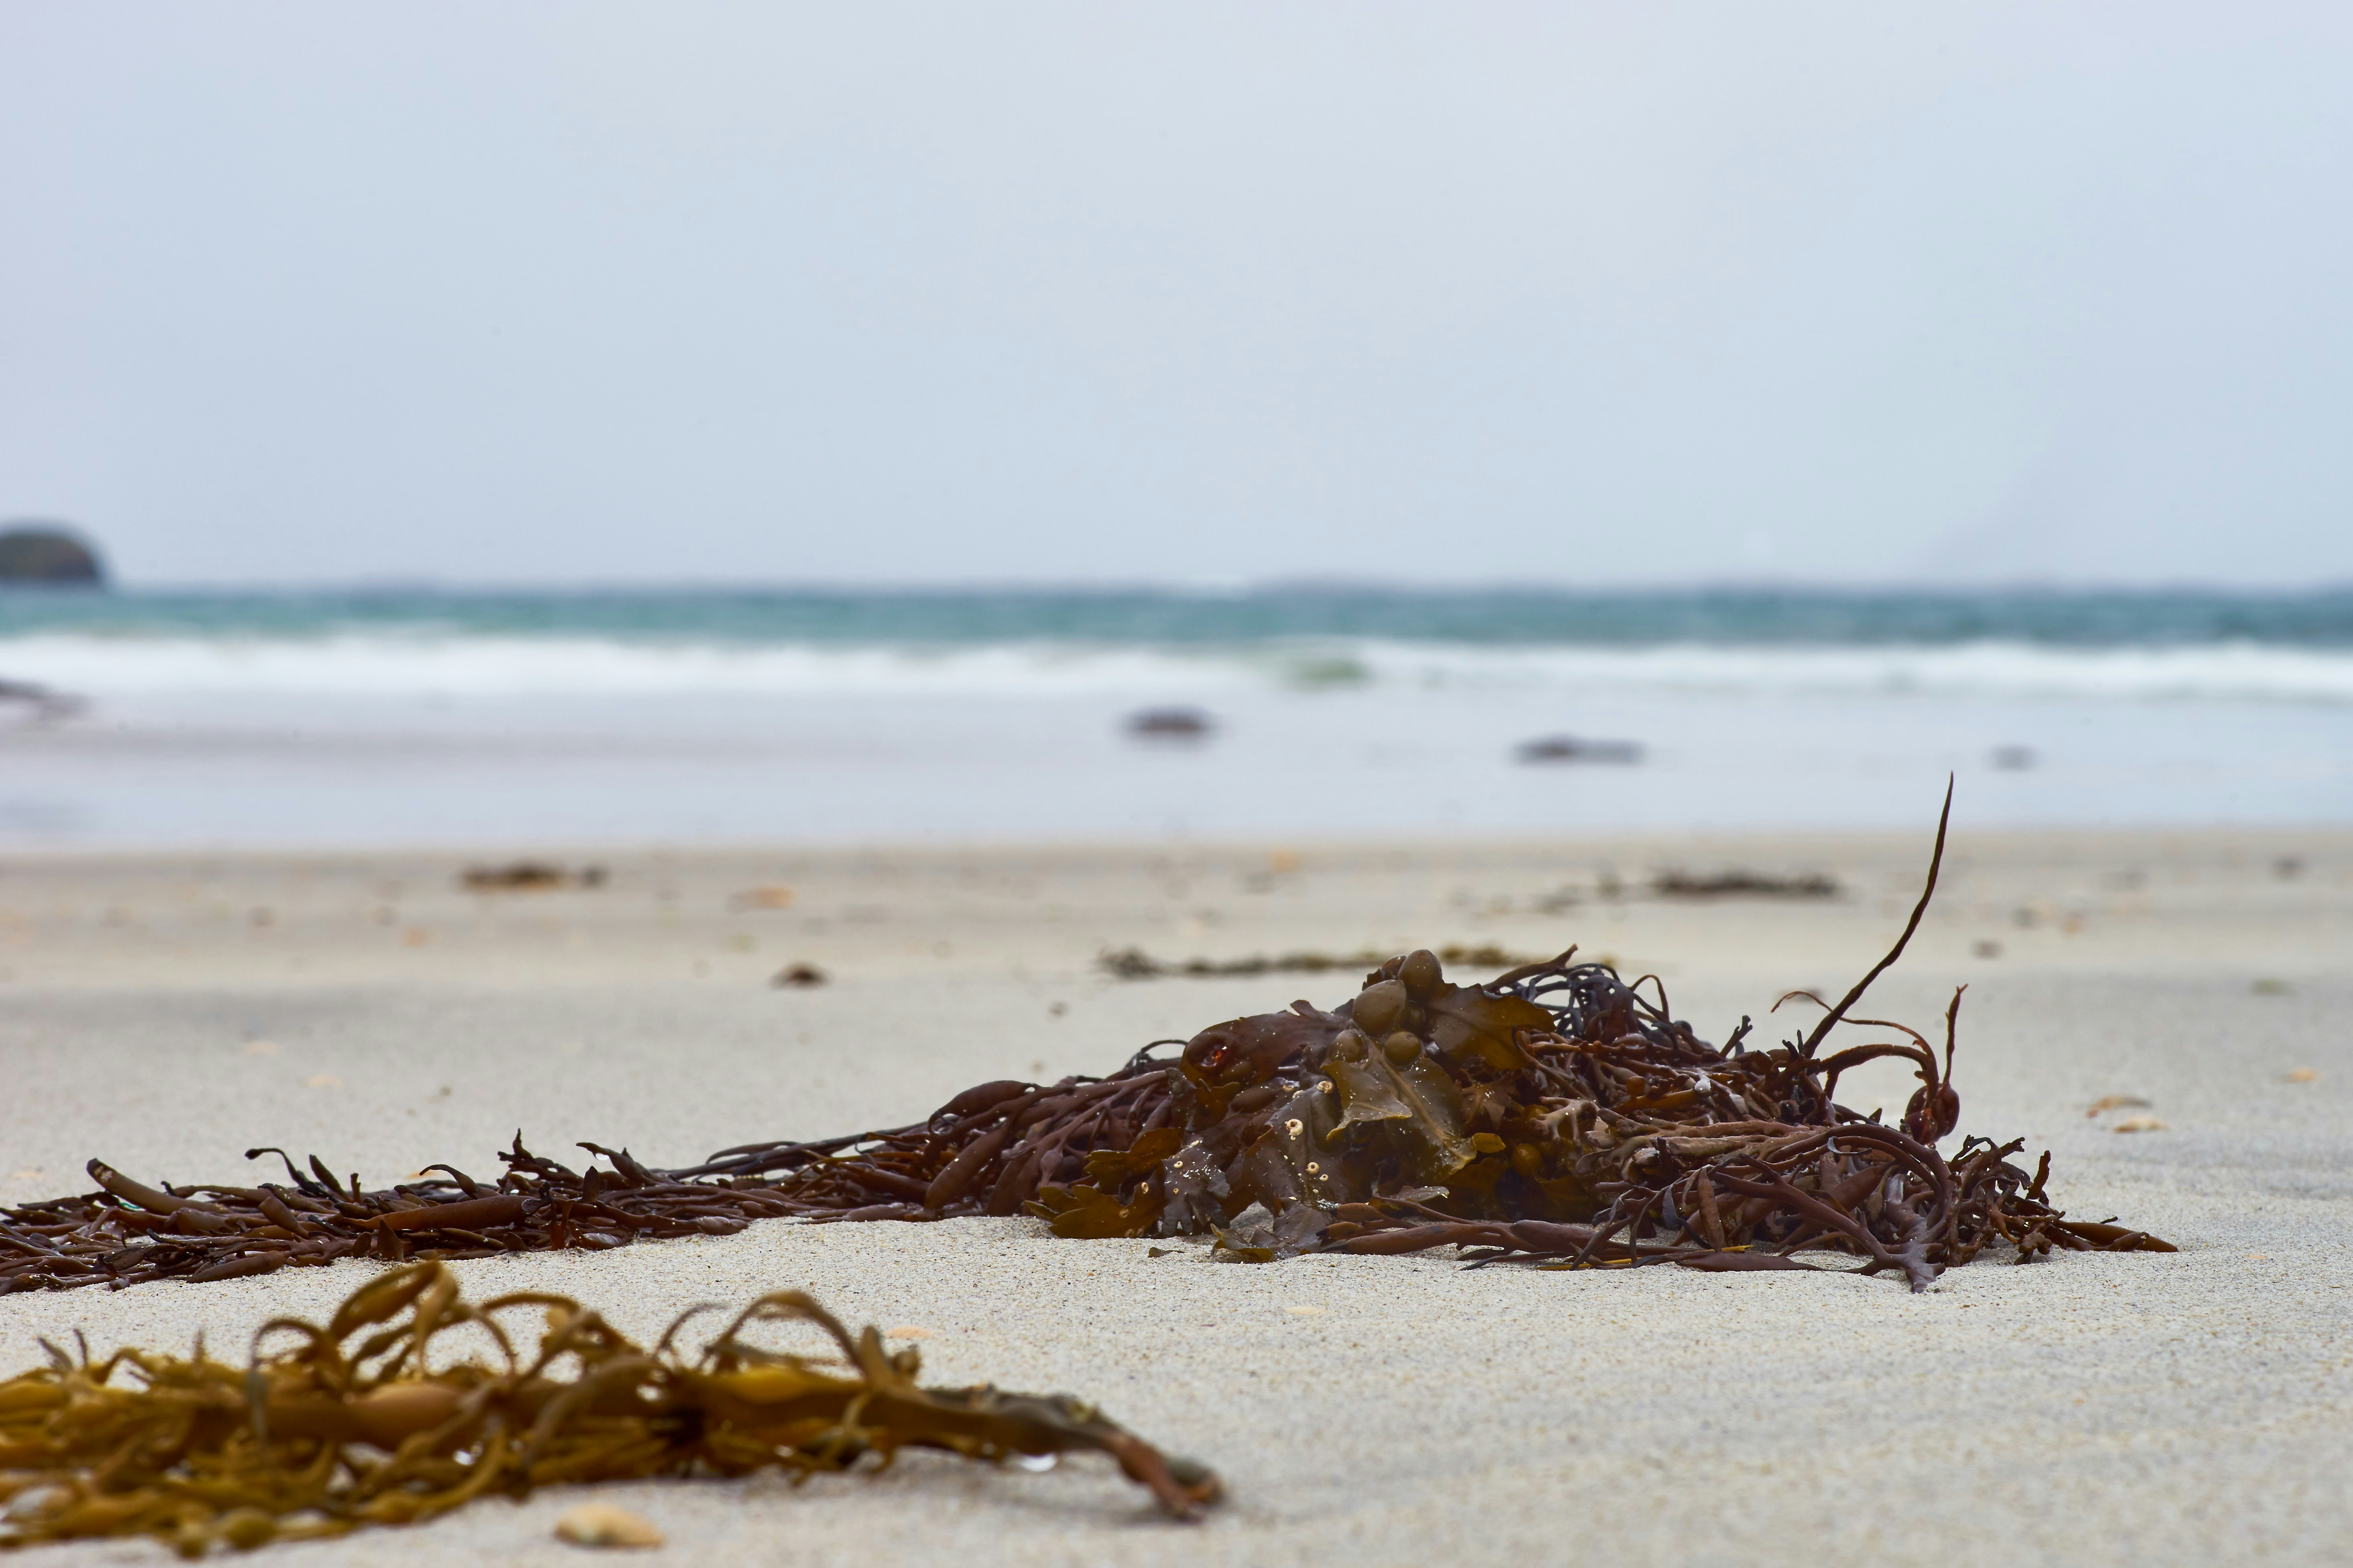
[2,828,2349,1566]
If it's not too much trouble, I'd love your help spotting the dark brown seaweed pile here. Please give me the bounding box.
[0,1261,1219,1556]
[1652,868,1839,900]
[0,792,2168,1296]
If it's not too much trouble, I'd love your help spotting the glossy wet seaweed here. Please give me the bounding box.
[0,1262,1219,1555]
[0,788,2167,1297]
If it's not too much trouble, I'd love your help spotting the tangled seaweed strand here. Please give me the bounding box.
[0,787,2168,1296]
[0,1261,1220,1555]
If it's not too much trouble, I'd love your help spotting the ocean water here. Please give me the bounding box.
[0,587,2346,848]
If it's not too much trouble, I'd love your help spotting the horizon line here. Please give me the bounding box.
[11,575,2353,598]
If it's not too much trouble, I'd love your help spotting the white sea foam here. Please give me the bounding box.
[0,632,2350,704]
[1350,639,2353,704]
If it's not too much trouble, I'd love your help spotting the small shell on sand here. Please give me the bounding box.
[2112,1116,2169,1133]
[554,1505,665,1549]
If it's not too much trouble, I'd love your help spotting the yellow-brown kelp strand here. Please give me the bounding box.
[0,786,2168,1294]
[0,1263,1221,1555]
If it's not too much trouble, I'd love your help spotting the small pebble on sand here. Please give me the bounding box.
[554,1504,664,1549]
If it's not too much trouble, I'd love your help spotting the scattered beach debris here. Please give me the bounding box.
[732,885,796,910]
[1514,735,1641,765]
[0,678,85,723]
[2086,1095,2154,1118]
[0,786,2168,1296]
[1652,869,1839,900]
[1099,942,1537,981]
[772,963,828,988]
[2272,855,2304,880]
[1126,707,1213,740]
[2287,1068,2319,1083]
[555,1506,665,1550]
[0,1263,1219,1555]
[460,862,608,892]
[2250,978,2292,995]
[1972,940,2002,959]
[2112,1116,2169,1134]
[1989,745,2037,771]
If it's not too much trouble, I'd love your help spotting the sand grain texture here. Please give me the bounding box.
[2,831,2348,1567]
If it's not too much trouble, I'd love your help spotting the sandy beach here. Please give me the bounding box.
[3,826,2349,1566]
[13,2,2352,1560]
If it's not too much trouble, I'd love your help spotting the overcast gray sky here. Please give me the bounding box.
[2,2,2348,588]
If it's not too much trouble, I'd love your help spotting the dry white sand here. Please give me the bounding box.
[3,828,2349,1566]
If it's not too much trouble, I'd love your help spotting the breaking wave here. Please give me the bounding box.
[1,632,2349,704]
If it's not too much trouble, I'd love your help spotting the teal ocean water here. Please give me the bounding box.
[3,586,2350,651]
[0,587,2345,845]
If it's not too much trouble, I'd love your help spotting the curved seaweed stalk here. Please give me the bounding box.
[0,1261,1220,1555]
[0,792,2168,1295]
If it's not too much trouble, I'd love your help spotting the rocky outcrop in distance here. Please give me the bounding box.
[0,524,106,585]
